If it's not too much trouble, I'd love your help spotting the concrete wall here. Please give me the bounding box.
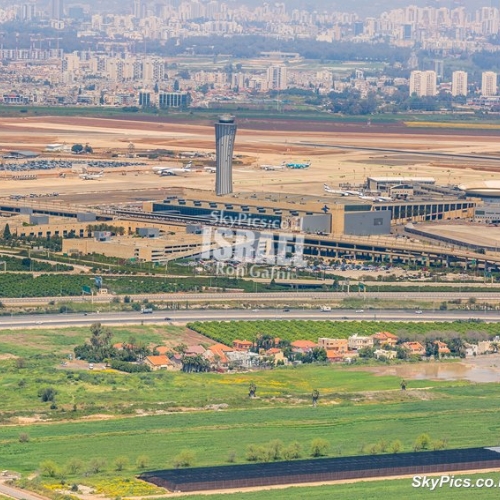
[301,214,331,234]
[344,211,391,236]
[77,212,97,222]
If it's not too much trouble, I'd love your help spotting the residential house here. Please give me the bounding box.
[226,350,259,368]
[478,341,493,354]
[291,340,317,354]
[169,353,183,370]
[348,334,374,351]
[233,339,253,351]
[434,341,451,356]
[326,349,358,362]
[464,343,478,358]
[265,347,288,365]
[374,349,397,360]
[402,341,425,356]
[206,343,233,367]
[144,355,172,371]
[318,338,348,354]
[371,331,399,347]
[185,345,206,357]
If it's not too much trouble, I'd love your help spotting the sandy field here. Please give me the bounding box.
[1,115,500,203]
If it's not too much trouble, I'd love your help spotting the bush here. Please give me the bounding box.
[110,360,151,373]
[283,441,302,460]
[173,450,195,468]
[227,450,237,463]
[378,439,388,452]
[268,439,284,460]
[70,484,79,492]
[114,456,129,471]
[19,432,30,443]
[390,439,403,453]
[432,439,447,451]
[245,444,261,462]
[414,433,431,451]
[65,458,84,475]
[87,457,107,474]
[310,438,329,457]
[39,387,57,402]
[136,455,150,469]
[40,460,59,477]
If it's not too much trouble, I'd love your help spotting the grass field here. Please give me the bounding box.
[2,388,500,476]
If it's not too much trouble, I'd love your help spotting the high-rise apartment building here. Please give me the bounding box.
[215,115,237,196]
[409,70,437,96]
[481,71,498,96]
[50,0,63,19]
[266,65,288,90]
[451,70,468,96]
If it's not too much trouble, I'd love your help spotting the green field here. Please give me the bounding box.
[2,387,500,475]
[188,319,499,345]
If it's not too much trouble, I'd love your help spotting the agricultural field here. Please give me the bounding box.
[0,273,289,298]
[188,320,500,345]
[0,256,73,273]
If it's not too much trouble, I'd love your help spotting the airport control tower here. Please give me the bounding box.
[215,115,237,196]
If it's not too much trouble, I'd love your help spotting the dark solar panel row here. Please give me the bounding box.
[140,447,500,492]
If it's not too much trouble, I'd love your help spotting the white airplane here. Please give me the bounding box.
[324,184,350,196]
[153,162,193,176]
[260,164,286,171]
[358,193,379,201]
[345,189,363,196]
[377,196,393,202]
[80,170,104,180]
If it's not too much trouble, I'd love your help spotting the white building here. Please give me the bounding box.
[451,70,468,96]
[481,71,497,97]
[409,70,437,96]
[266,65,288,90]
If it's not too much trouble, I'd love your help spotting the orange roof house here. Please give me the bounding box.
[208,343,233,364]
[233,339,253,351]
[402,341,425,355]
[371,332,398,347]
[434,341,451,355]
[144,355,172,371]
[291,340,317,353]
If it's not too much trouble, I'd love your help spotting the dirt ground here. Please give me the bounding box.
[1,115,500,203]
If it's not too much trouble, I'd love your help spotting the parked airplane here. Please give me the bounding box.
[286,161,311,169]
[80,170,104,180]
[153,162,193,176]
[358,194,378,201]
[358,193,393,202]
[260,164,286,171]
[323,184,350,196]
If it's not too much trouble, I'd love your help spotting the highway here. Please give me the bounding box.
[1,308,500,329]
[2,290,500,307]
